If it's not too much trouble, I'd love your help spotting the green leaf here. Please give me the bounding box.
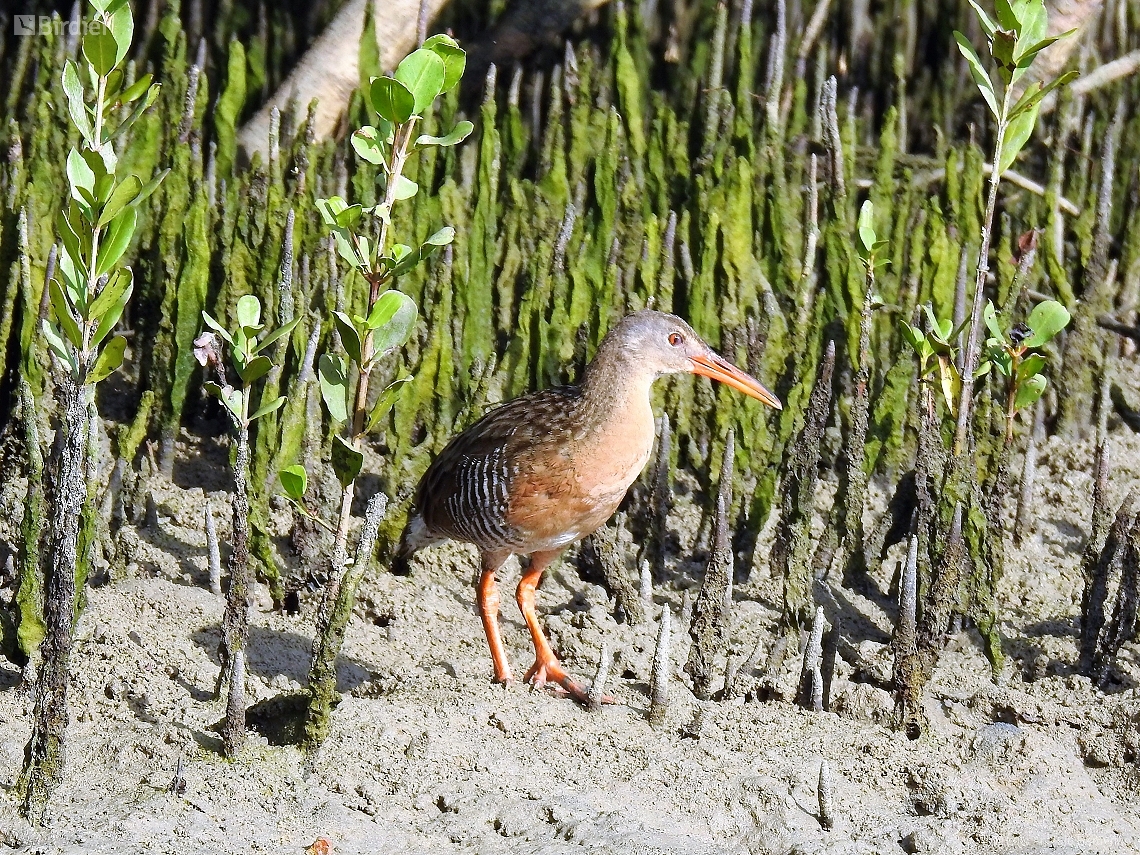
[62,61,93,144]
[392,175,419,201]
[1015,31,1074,67]
[235,354,271,385]
[103,68,124,102]
[316,196,349,227]
[49,280,83,348]
[923,305,953,344]
[56,207,89,281]
[95,206,136,277]
[331,436,365,488]
[318,353,351,424]
[998,104,1038,175]
[202,311,234,345]
[953,32,1000,118]
[334,204,363,229]
[219,386,245,421]
[105,0,134,69]
[983,300,1003,340]
[129,167,168,208]
[1023,300,1071,347]
[414,120,474,149]
[250,395,286,421]
[365,375,411,433]
[280,465,308,500]
[994,0,1019,30]
[332,230,365,270]
[254,317,300,354]
[118,72,152,105]
[968,0,998,36]
[1014,373,1046,411]
[422,34,466,92]
[98,175,142,228]
[333,311,363,364]
[108,83,162,142]
[88,334,126,384]
[369,76,415,124]
[899,321,926,354]
[67,149,96,208]
[857,200,876,253]
[991,29,1018,82]
[386,244,418,277]
[371,292,418,356]
[1009,70,1078,120]
[351,126,387,164]
[89,267,131,321]
[58,248,86,308]
[989,343,1013,376]
[1016,353,1047,382]
[82,146,110,179]
[356,235,374,268]
[425,226,455,248]
[83,29,118,77]
[1015,0,1048,49]
[92,273,132,346]
[42,320,77,373]
[395,49,446,115]
[236,295,262,330]
[93,172,115,208]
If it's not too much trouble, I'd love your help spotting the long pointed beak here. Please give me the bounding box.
[690,353,783,410]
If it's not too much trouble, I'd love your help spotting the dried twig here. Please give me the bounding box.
[648,606,671,729]
[583,515,645,625]
[649,413,672,582]
[587,642,610,712]
[819,78,845,200]
[818,760,835,830]
[205,507,222,596]
[685,431,735,700]
[796,605,825,708]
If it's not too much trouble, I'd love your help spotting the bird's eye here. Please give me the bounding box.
[668,332,684,347]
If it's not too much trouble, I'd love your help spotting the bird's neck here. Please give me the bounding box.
[579,351,658,431]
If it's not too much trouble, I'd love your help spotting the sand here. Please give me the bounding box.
[0,418,1139,855]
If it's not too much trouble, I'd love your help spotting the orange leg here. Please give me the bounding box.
[516,550,590,703]
[477,552,513,686]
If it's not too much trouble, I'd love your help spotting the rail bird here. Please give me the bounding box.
[395,311,781,701]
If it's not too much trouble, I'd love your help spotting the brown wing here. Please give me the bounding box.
[414,386,583,551]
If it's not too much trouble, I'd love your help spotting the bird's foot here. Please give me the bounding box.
[524,657,616,706]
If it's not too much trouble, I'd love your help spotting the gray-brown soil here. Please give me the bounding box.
[0,420,1139,854]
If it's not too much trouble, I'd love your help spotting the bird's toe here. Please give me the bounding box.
[525,658,591,704]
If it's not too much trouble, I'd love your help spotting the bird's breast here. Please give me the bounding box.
[503,392,657,551]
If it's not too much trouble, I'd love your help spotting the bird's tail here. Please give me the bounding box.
[390,512,429,576]
[391,529,413,576]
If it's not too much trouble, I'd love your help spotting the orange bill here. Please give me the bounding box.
[690,353,783,410]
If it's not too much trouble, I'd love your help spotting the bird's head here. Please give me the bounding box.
[598,310,782,410]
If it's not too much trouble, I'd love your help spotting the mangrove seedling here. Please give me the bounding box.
[17,0,164,824]
[898,306,968,417]
[297,35,472,750]
[196,295,298,757]
[951,0,1076,449]
[891,0,1077,736]
[978,299,1070,442]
